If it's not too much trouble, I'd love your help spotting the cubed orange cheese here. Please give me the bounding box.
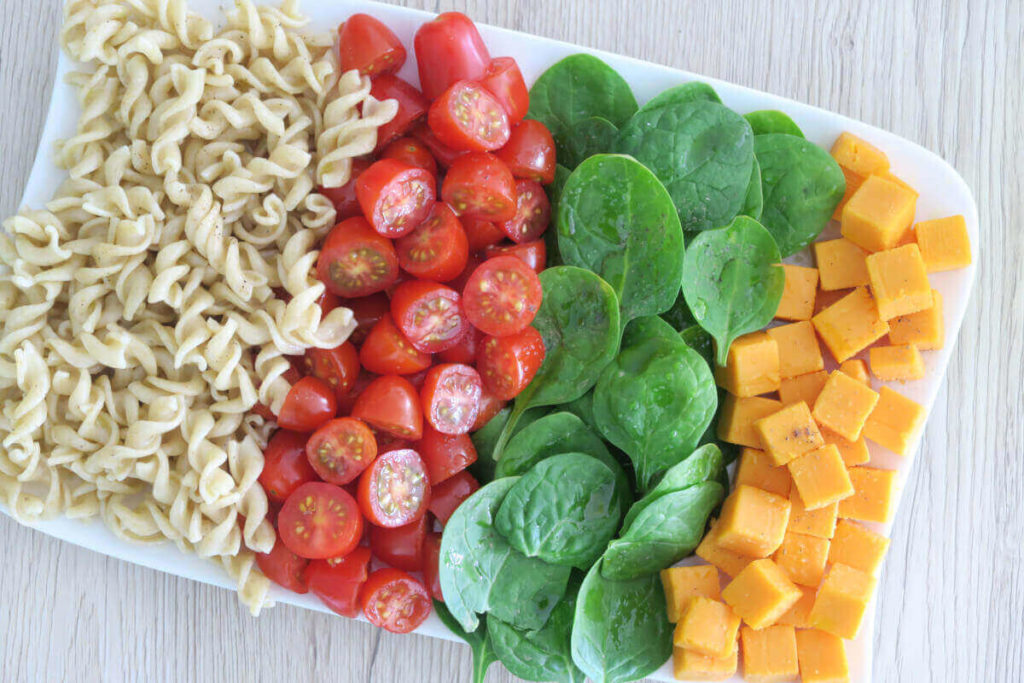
[915,214,971,272]
[795,629,850,683]
[673,647,737,681]
[716,485,791,557]
[828,519,890,576]
[715,331,781,397]
[741,624,799,683]
[772,530,830,587]
[788,488,838,539]
[838,359,871,385]
[808,563,877,639]
[832,167,864,220]
[841,175,917,252]
[862,386,925,455]
[830,132,891,177]
[775,265,819,321]
[766,321,824,379]
[839,467,899,523]
[787,444,854,511]
[869,344,925,381]
[879,171,919,198]
[888,289,944,350]
[820,426,871,467]
[779,370,829,407]
[812,287,889,363]
[661,565,722,622]
[775,586,817,629]
[813,238,870,291]
[866,244,932,319]
[735,447,792,498]
[812,370,880,441]
[755,402,825,467]
[674,597,741,658]
[697,521,756,577]
[722,559,802,630]
[718,395,784,449]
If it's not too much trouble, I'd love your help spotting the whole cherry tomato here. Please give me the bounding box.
[414,11,491,99]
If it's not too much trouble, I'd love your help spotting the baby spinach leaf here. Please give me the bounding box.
[744,109,805,137]
[557,155,684,326]
[565,390,598,432]
[434,601,497,683]
[470,406,548,483]
[640,81,722,112]
[620,443,724,531]
[570,561,673,683]
[679,324,716,368]
[742,155,764,220]
[621,314,685,349]
[755,133,846,255]
[495,453,621,569]
[489,589,585,683]
[682,215,785,365]
[660,290,696,332]
[616,100,754,232]
[559,116,619,169]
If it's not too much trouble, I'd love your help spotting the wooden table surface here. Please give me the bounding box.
[1,1,1021,681]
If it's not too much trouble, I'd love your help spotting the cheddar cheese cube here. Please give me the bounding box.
[755,401,825,467]
[775,264,819,321]
[813,238,870,291]
[717,485,791,557]
[787,444,854,511]
[697,521,756,577]
[661,565,722,622]
[812,287,889,363]
[880,171,919,198]
[832,167,863,220]
[820,426,871,467]
[779,370,829,407]
[869,344,925,381]
[772,530,830,587]
[741,624,799,683]
[775,586,816,629]
[838,467,899,523]
[812,370,880,441]
[715,331,781,397]
[829,519,890,576]
[862,386,925,455]
[722,559,802,630]
[915,214,971,272]
[838,358,871,385]
[735,447,792,498]
[808,563,877,639]
[841,175,917,252]
[718,395,784,449]
[767,321,825,379]
[795,629,850,683]
[888,289,944,350]
[673,647,737,681]
[674,597,741,658]
[866,243,932,319]
[830,132,890,177]
[788,488,838,539]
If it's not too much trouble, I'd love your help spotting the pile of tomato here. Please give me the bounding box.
[253,11,556,634]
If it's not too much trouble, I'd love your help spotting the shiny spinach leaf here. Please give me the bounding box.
[621,314,684,349]
[559,116,619,169]
[619,443,725,531]
[434,601,497,683]
[742,155,764,220]
[639,81,722,112]
[744,109,805,137]
[564,390,598,432]
[679,324,716,369]
[470,406,548,483]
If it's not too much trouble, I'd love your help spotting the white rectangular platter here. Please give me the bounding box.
[4,1,978,681]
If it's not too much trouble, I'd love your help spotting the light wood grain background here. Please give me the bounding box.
[1,1,1021,681]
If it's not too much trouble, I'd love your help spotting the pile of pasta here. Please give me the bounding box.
[0,0,396,613]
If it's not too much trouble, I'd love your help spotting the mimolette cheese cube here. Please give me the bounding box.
[775,585,817,629]
[767,321,825,379]
[718,395,784,449]
[772,530,830,587]
[812,287,889,363]
[697,521,756,577]
[866,243,932,319]
[862,386,925,455]
[715,331,781,397]
[838,467,899,523]
[775,264,819,321]
[674,597,741,658]
[820,426,871,467]
[812,370,880,441]
[808,563,877,639]
[888,289,944,350]
[735,447,793,498]
[661,565,722,622]
[841,175,917,253]
[828,519,890,576]
[795,629,850,683]
[838,358,871,385]
[779,370,829,407]
[740,624,799,683]
[755,401,824,467]
[915,214,971,272]
[716,485,791,557]
[721,559,802,630]
[869,344,926,381]
[673,647,737,681]
[788,488,838,539]
[813,238,870,291]
[787,445,854,511]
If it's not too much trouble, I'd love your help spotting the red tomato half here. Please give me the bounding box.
[357,448,431,527]
[462,216,505,251]
[337,371,378,417]
[278,377,338,432]
[371,75,429,150]
[412,124,466,168]
[428,470,480,525]
[462,255,543,336]
[480,57,529,125]
[360,568,432,633]
[256,537,309,594]
[420,364,482,435]
[498,180,550,244]
[338,14,406,77]
[351,375,424,440]
[359,313,432,376]
[305,546,372,618]
[472,387,507,430]
[442,153,517,222]
[477,327,546,400]
[342,293,391,345]
[317,217,399,298]
[319,158,371,217]
[357,159,436,238]
[305,342,360,402]
[484,239,547,273]
[369,516,427,571]
[381,137,438,177]
[306,417,378,485]
[279,482,364,560]
[317,290,342,317]
[414,11,491,99]
[437,326,481,365]
[395,203,468,282]
[390,281,467,354]
[421,532,443,601]
[428,81,510,153]
[417,428,477,485]
[260,430,318,505]
[495,120,556,184]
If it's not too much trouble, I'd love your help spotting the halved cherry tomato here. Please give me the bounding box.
[375,431,411,454]
[495,120,557,184]
[428,470,480,525]
[371,75,429,150]
[279,482,364,559]
[462,216,505,251]
[306,417,378,485]
[420,364,482,435]
[442,153,517,222]
[337,371,378,417]
[319,158,371,217]
[411,124,466,168]
[445,252,483,295]
[260,430,318,505]
[395,203,468,281]
[414,11,491,100]
[317,217,399,298]
[390,281,467,354]
[480,57,529,125]
[360,568,432,633]
[463,255,543,336]
[338,14,406,77]
[278,376,338,432]
[498,179,550,244]
[417,428,478,485]
[477,327,546,400]
[421,532,443,601]
[316,290,342,317]
[357,159,436,238]
[341,293,391,345]
[359,313,432,376]
[369,516,426,571]
[381,137,438,177]
[471,387,507,430]
[484,239,547,273]
[305,546,371,618]
[357,448,431,527]
[428,81,510,153]
[437,326,482,365]
[351,375,423,440]
[305,342,360,402]
[256,537,309,593]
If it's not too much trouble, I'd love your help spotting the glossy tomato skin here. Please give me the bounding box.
[351,375,424,440]
[421,532,444,601]
[395,203,468,282]
[356,159,436,238]
[412,124,466,169]
[260,430,318,505]
[317,217,399,298]
[304,342,360,402]
[278,377,338,433]
[337,371,378,417]
[279,482,364,560]
[360,568,432,633]
[381,136,438,177]
[437,326,482,365]
[305,546,372,618]
[477,327,546,400]
[480,57,529,125]
[357,448,431,527]
[305,417,378,485]
[369,516,427,571]
[428,470,480,525]
[497,179,551,244]
[471,388,507,430]
[483,239,546,274]
[359,313,432,376]
[256,536,309,593]
[428,80,510,153]
[445,252,483,295]
[389,281,468,354]
[414,11,491,100]
[370,75,429,151]
[341,293,391,345]
[463,255,543,336]
[442,153,517,222]
[416,427,478,485]
[461,216,505,251]
[338,14,406,77]
[317,290,342,317]
[319,158,372,217]
[495,120,556,184]
[420,364,482,435]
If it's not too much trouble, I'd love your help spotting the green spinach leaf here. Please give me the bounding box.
[434,600,497,683]
[621,314,684,349]
[560,116,619,169]
[564,390,598,432]
[744,109,805,137]
[679,324,716,368]
[742,155,764,220]
[620,443,724,531]
[470,406,548,483]
[660,290,695,332]
[489,586,585,683]
[639,81,722,112]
